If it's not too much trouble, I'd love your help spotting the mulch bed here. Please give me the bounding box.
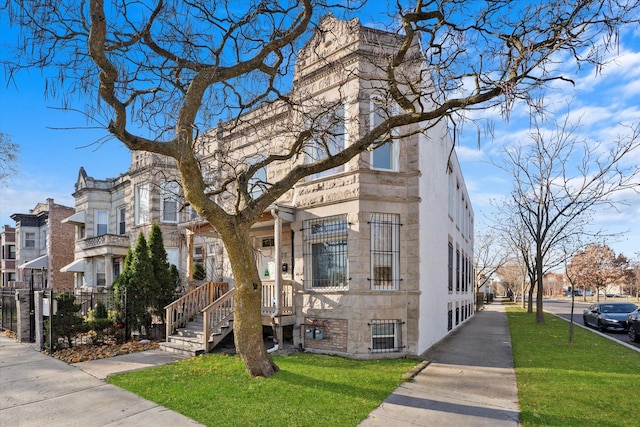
[51,340,160,364]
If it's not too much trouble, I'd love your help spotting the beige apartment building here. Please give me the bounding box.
[62,16,474,359]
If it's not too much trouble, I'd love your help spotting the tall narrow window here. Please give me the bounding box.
[161,182,179,223]
[456,248,460,292]
[461,251,466,293]
[95,258,105,288]
[96,210,108,236]
[369,213,400,290]
[135,183,150,225]
[246,154,268,198]
[40,229,47,249]
[303,214,348,289]
[447,164,454,219]
[448,241,453,293]
[306,106,346,181]
[117,207,126,235]
[370,98,399,171]
[25,232,35,248]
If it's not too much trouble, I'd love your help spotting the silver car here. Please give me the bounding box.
[582,302,638,332]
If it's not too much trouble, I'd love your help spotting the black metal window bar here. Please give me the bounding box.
[369,319,404,353]
[369,213,401,290]
[447,304,453,331]
[302,214,349,289]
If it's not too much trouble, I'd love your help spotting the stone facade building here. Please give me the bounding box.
[63,16,474,359]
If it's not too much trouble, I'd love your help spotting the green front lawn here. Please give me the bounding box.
[108,353,416,426]
[507,308,639,426]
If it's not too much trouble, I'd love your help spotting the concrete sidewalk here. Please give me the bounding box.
[0,336,202,426]
[359,303,521,426]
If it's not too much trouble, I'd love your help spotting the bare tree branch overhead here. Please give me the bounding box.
[3,0,639,376]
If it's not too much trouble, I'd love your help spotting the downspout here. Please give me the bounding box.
[270,208,282,350]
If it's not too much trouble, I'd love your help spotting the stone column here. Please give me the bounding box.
[15,289,31,343]
[34,291,44,350]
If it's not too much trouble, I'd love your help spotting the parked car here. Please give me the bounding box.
[628,306,640,343]
[582,302,638,332]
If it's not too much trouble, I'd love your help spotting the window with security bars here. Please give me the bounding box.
[370,319,403,353]
[303,214,348,289]
[369,213,401,290]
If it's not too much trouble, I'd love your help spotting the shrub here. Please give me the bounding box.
[50,292,88,350]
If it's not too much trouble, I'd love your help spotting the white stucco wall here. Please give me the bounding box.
[417,120,474,355]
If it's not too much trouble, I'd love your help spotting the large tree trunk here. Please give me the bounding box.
[219,225,279,377]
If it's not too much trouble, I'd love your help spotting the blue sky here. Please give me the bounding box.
[456,26,640,260]
[1,6,638,261]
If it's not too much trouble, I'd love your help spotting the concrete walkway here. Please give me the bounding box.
[359,303,521,426]
[0,336,202,426]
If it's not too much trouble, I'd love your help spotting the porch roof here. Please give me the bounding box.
[18,254,49,270]
[183,204,295,233]
[61,258,85,273]
[62,210,86,225]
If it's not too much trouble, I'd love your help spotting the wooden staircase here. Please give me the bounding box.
[159,281,233,357]
[159,279,295,356]
[160,315,234,356]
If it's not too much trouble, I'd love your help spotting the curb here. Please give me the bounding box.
[402,359,430,380]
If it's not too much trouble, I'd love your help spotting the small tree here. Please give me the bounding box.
[193,262,206,281]
[112,247,133,339]
[129,232,155,335]
[149,223,177,323]
[567,244,632,301]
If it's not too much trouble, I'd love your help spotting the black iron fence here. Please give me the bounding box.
[44,288,128,351]
[0,286,18,334]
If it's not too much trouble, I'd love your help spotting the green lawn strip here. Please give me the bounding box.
[107,353,416,427]
[507,308,639,427]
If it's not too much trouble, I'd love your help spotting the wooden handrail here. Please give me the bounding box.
[202,288,235,352]
[165,281,228,338]
[261,280,294,315]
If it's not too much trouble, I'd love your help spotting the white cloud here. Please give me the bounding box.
[0,175,75,227]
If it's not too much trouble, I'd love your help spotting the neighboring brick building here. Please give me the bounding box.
[10,199,76,292]
[0,225,16,287]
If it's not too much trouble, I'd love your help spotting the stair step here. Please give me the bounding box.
[176,328,204,338]
[168,335,203,347]
[159,341,204,357]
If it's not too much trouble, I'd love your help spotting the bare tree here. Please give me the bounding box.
[0,132,19,185]
[4,0,640,376]
[496,260,529,306]
[494,115,640,323]
[567,243,633,301]
[474,230,508,295]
